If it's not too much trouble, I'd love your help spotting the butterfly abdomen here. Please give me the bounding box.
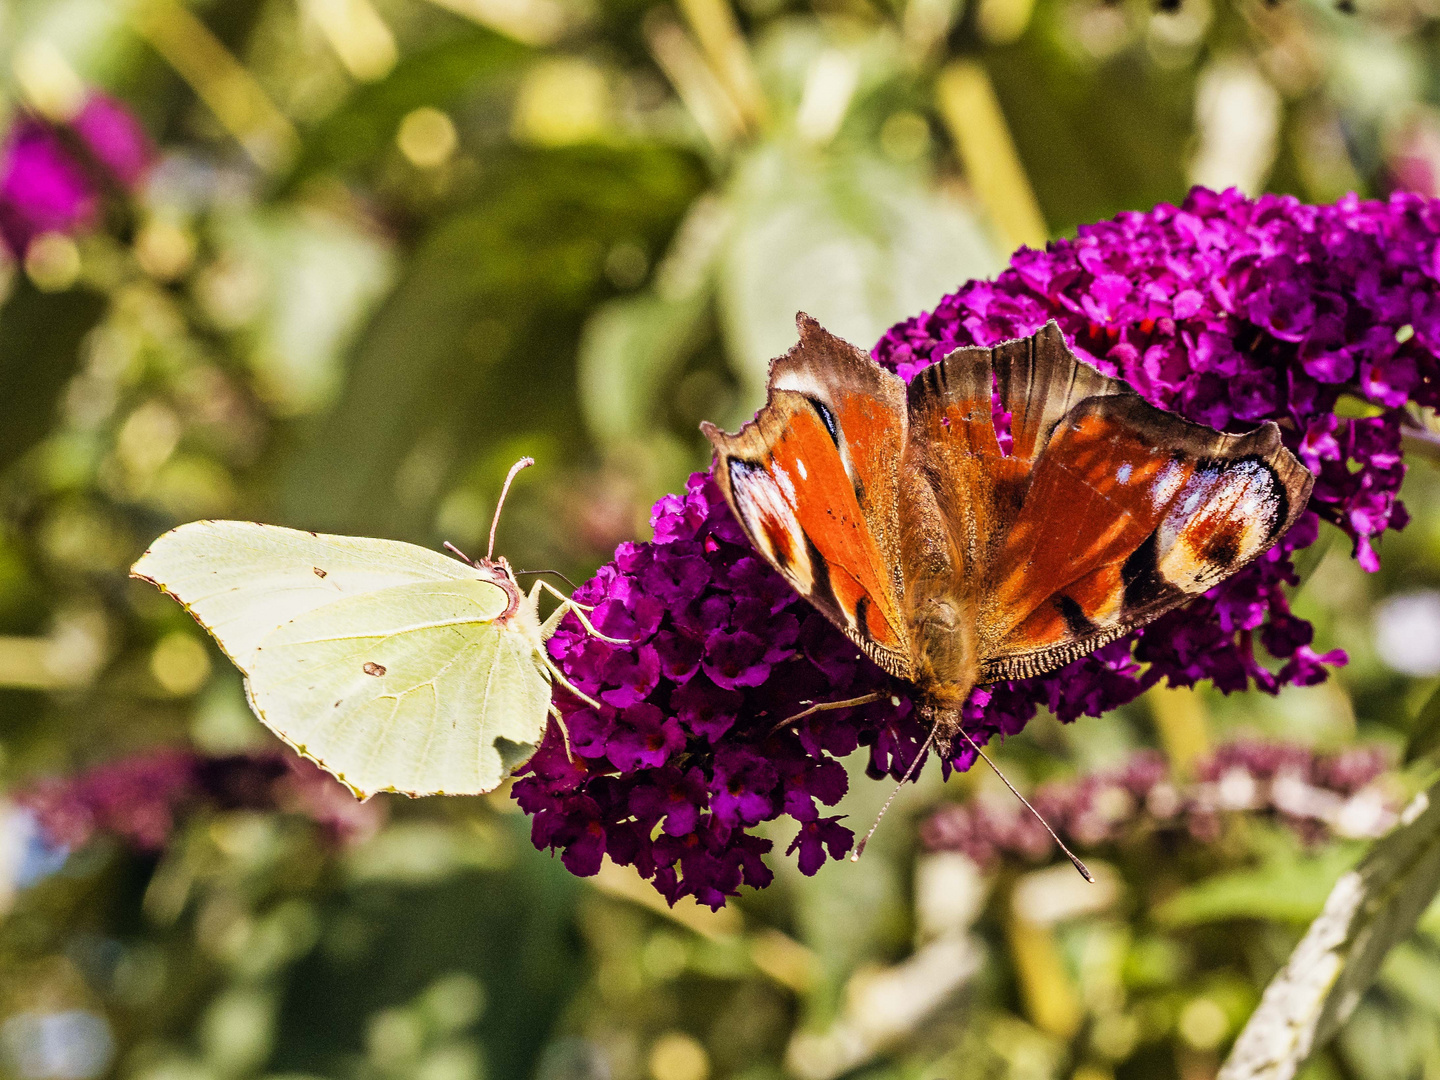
[906,595,978,710]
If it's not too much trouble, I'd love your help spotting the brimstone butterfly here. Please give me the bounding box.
[130,459,617,798]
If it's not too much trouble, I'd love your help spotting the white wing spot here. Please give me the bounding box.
[796,458,808,480]
[1116,463,1132,484]
[772,461,797,506]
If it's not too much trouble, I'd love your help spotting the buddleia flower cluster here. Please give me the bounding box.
[516,187,1438,908]
[919,739,1396,867]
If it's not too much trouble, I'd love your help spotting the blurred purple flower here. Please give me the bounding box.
[518,188,1437,908]
[0,93,153,258]
[0,124,95,257]
[19,749,382,855]
[920,739,1397,865]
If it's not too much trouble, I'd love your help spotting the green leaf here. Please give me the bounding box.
[277,145,705,537]
[1404,682,1440,765]
[719,145,1001,402]
[1219,779,1440,1080]
[284,28,530,187]
[1156,845,1362,927]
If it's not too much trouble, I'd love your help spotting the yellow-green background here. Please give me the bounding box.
[1,0,1439,1078]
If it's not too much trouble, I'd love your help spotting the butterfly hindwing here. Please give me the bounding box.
[991,320,1130,465]
[249,580,551,798]
[703,315,912,678]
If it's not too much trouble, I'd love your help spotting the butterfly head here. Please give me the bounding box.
[440,455,537,621]
[442,541,522,621]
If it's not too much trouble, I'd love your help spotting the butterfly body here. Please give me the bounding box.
[703,316,1314,749]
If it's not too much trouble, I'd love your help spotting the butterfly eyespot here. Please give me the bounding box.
[363,662,386,677]
[314,567,328,578]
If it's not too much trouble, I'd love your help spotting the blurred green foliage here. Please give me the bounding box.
[1,0,1440,1078]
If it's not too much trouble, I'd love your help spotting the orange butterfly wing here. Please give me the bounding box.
[969,331,1314,682]
[703,316,913,679]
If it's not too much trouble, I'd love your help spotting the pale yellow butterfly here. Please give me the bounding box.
[131,459,616,798]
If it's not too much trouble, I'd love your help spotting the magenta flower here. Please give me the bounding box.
[0,123,96,256]
[920,739,1396,865]
[0,93,153,258]
[516,188,1438,908]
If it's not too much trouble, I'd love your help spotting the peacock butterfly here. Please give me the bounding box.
[702,315,1314,754]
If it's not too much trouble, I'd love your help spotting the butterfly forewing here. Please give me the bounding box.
[248,580,551,798]
[703,316,913,678]
[976,388,1313,681]
[132,521,496,672]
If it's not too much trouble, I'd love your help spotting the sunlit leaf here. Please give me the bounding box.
[214,206,396,414]
[719,145,1000,403]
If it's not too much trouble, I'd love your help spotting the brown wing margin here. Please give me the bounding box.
[992,320,1132,465]
[977,392,1315,684]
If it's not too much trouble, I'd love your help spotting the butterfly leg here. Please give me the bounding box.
[770,692,891,735]
[539,651,609,712]
[548,703,575,763]
[533,580,628,644]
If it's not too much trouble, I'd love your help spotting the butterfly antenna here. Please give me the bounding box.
[851,723,938,862]
[515,569,579,590]
[488,457,535,560]
[443,541,477,566]
[956,727,1094,883]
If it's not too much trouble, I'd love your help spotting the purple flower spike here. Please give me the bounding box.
[20,749,383,852]
[920,739,1397,865]
[519,188,1438,908]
